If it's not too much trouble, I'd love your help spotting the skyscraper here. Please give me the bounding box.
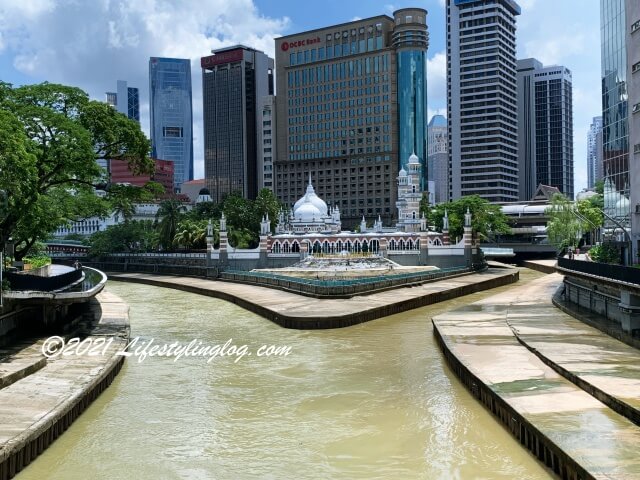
[427,115,448,204]
[258,95,276,192]
[149,57,194,192]
[105,80,139,122]
[202,46,274,203]
[587,116,604,189]
[601,0,630,225]
[517,58,574,200]
[274,8,429,225]
[626,0,640,260]
[447,0,521,202]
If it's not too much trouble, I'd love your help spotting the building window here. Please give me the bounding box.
[633,61,640,74]
[163,127,183,137]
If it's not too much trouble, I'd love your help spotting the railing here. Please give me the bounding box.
[109,252,207,258]
[221,266,473,297]
[557,257,640,286]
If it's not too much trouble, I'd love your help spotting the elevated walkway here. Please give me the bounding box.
[433,274,640,479]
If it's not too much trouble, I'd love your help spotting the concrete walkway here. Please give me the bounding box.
[508,274,640,426]
[107,268,518,329]
[0,291,129,480]
[433,274,640,479]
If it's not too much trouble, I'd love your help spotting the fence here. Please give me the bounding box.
[221,266,473,298]
[557,257,640,286]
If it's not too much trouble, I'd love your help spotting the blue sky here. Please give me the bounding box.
[0,0,600,192]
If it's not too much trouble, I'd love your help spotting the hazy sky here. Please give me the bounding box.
[0,0,601,192]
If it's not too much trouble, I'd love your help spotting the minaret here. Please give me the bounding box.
[360,215,367,233]
[463,207,473,246]
[442,209,450,246]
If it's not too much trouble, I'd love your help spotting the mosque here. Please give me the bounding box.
[209,154,481,270]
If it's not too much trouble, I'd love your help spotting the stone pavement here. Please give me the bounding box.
[107,268,518,329]
[507,273,640,425]
[433,274,640,479]
[0,291,129,479]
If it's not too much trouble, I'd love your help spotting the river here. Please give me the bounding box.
[16,268,552,479]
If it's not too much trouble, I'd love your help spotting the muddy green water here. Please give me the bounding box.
[16,269,552,479]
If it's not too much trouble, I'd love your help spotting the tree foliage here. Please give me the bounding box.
[155,199,187,250]
[545,194,584,251]
[0,82,153,259]
[428,195,511,241]
[89,221,158,256]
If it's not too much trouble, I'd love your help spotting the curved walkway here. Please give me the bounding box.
[432,274,640,479]
[107,268,518,329]
[0,291,129,480]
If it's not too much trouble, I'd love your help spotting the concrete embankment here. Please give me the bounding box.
[0,291,129,480]
[521,259,557,274]
[432,274,640,479]
[107,268,519,329]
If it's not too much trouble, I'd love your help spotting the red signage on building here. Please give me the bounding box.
[280,36,322,52]
[201,49,244,69]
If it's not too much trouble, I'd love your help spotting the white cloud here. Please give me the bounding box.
[0,0,289,181]
[427,50,446,114]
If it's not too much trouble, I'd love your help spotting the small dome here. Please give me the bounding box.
[408,152,420,164]
[399,168,407,177]
[198,188,210,195]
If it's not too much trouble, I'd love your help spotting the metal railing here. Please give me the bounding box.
[557,257,640,286]
[220,266,474,297]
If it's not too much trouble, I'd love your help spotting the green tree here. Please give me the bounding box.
[0,82,152,259]
[89,220,158,256]
[253,188,282,231]
[545,194,583,251]
[155,199,186,250]
[419,192,430,219]
[174,219,208,250]
[428,195,510,240]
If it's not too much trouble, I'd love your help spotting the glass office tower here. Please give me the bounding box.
[149,57,194,191]
[601,0,629,225]
[393,8,429,190]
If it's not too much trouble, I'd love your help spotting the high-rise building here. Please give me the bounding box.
[427,115,448,204]
[274,8,429,225]
[258,95,276,192]
[202,46,274,203]
[447,0,521,202]
[587,116,604,188]
[601,0,630,230]
[105,80,139,122]
[517,58,574,200]
[627,0,640,260]
[149,57,194,192]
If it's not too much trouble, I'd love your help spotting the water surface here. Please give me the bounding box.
[17,268,552,479]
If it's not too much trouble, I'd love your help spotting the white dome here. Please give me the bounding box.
[399,168,407,177]
[294,199,323,222]
[408,152,420,164]
[293,175,328,216]
[616,195,630,210]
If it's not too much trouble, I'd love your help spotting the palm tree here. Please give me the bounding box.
[156,199,186,250]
